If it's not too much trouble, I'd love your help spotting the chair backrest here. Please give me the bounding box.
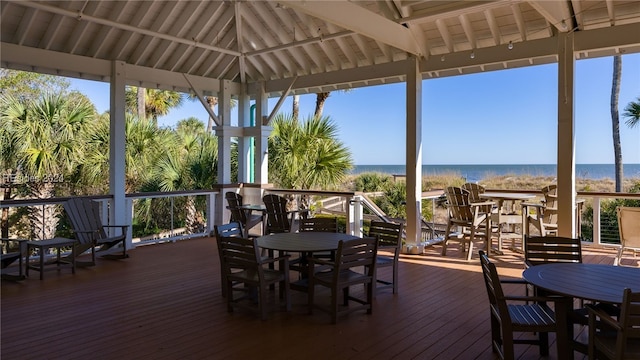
[461,183,485,203]
[617,207,640,249]
[213,222,243,239]
[225,192,247,224]
[479,250,508,316]
[263,194,292,233]
[217,235,263,277]
[618,288,640,347]
[299,217,338,233]
[445,186,474,222]
[368,220,403,250]
[64,197,107,245]
[524,236,582,267]
[333,237,378,279]
[541,184,558,225]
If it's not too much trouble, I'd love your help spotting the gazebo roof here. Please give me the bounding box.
[2,0,639,96]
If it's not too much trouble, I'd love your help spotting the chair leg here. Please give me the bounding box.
[392,263,398,294]
[538,331,549,356]
[366,281,373,314]
[331,287,339,324]
[259,285,268,321]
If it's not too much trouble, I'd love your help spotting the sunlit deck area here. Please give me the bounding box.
[1,238,626,360]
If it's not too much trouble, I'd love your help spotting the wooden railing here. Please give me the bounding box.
[3,187,638,252]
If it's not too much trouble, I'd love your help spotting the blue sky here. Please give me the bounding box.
[70,53,640,165]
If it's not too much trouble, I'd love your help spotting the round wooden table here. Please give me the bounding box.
[522,263,640,304]
[256,232,360,253]
[523,263,640,358]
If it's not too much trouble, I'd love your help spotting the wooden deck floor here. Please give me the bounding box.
[1,238,627,360]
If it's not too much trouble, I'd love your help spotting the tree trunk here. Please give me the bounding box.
[185,196,203,233]
[27,182,58,241]
[137,87,146,121]
[1,186,12,238]
[611,55,623,192]
[314,92,330,118]
[206,96,218,132]
[293,94,300,121]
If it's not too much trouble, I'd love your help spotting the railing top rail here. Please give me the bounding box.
[127,190,218,199]
[265,188,357,197]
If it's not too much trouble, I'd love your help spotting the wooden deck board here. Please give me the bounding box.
[1,237,622,360]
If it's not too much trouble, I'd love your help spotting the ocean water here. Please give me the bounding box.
[350,164,640,183]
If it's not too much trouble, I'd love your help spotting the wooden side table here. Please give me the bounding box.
[26,238,76,280]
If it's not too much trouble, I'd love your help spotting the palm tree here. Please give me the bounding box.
[623,96,640,128]
[610,55,623,192]
[125,87,184,126]
[149,118,219,233]
[268,113,352,190]
[82,113,175,194]
[314,92,330,118]
[0,92,95,240]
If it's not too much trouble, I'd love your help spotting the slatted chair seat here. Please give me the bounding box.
[63,197,129,266]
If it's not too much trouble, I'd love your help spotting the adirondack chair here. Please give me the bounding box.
[63,197,129,266]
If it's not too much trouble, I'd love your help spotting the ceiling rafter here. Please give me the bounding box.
[253,2,311,74]
[325,23,358,67]
[90,1,129,58]
[201,27,237,78]
[234,1,247,83]
[292,11,333,71]
[270,7,323,72]
[484,8,501,46]
[168,3,224,73]
[39,12,64,50]
[110,1,156,60]
[459,13,477,49]
[130,1,181,66]
[605,0,615,25]
[16,7,37,45]
[402,0,512,24]
[149,1,204,69]
[184,4,236,75]
[241,4,296,77]
[510,3,527,42]
[528,0,572,31]
[281,0,422,56]
[392,0,431,59]
[435,18,454,52]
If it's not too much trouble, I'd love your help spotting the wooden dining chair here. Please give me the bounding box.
[479,250,569,360]
[367,220,403,295]
[213,222,244,298]
[217,235,291,320]
[587,288,640,360]
[308,237,378,323]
